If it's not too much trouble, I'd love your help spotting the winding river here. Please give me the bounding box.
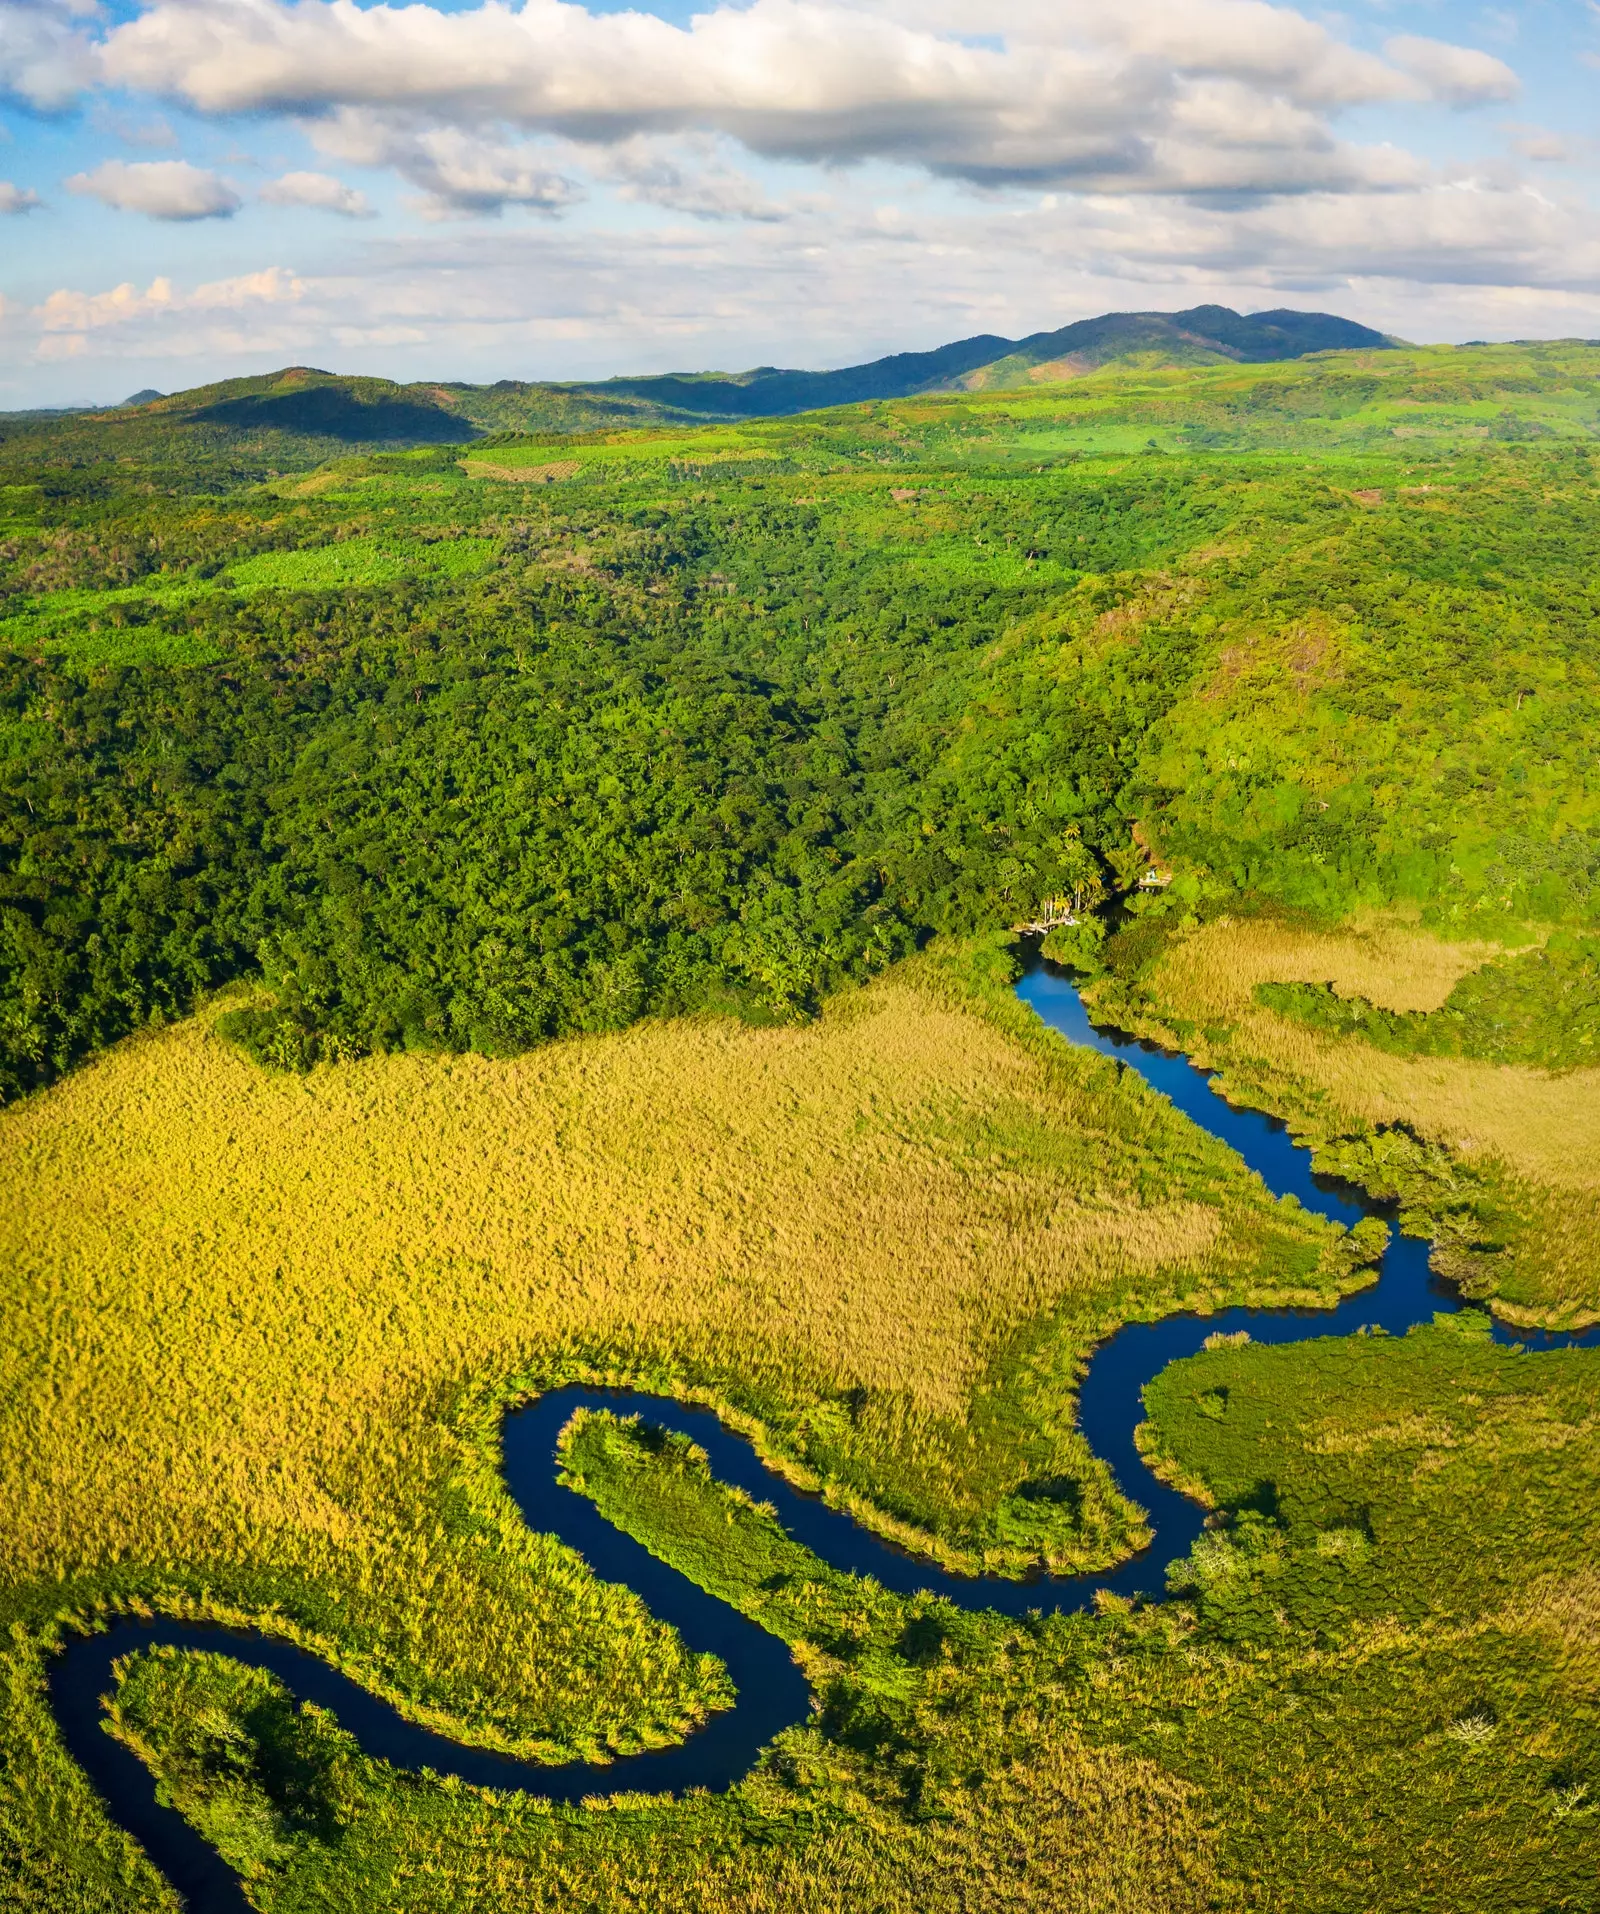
[47,964,1600,1913]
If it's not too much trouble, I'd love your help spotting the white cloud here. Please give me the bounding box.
[65,157,241,220]
[261,168,375,216]
[1057,180,1598,295]
[0,178,41,213]
[598,135,795,223]
[27,264,308,361]
[37,275,182,332]
[36,265,305,332]
[96,0,1514,194]
[1384,35,1519,108]
[1504,125,1576,164]
[309,109,580,216]
[0,0,98,112]
[918,0,1413,107]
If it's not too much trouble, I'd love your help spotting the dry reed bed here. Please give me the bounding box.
[1092,914,1600,1317]
[2,962,1324,1666]
[0,954,1340,1902]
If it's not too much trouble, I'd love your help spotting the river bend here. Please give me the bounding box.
[47,965,1600,1912]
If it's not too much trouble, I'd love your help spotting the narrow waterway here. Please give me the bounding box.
[47,964,1600,1912]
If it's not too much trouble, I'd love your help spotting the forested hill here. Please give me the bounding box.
[13,306,1396,451]
[0,339,1596,1097]
[599,304,1398,414]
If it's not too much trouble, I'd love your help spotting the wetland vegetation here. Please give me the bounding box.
[3,338,1599,1910]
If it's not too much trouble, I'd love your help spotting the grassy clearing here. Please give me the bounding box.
[1083,912,1600,1324]
[225,535,497,590]
[939,342,1600,453]
[0,941,1349,1907]
[1256,931,1600,1071]
[0,535,498,659]
[461,430,771,476]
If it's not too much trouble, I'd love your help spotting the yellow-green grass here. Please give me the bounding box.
[108,1315,1600,1914]
[110,1642,1219,1914]
[0,536,499,658]
[461,429,774,477]
[1085,914,1600,1324]
[0,944,1353,1908]
[904,340,1600,441]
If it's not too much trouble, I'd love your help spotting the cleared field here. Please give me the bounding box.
[459,429,771,476]
[225,535,497,589]
[0,945,1346,1908]
[1086,914,1600,1324]
[0,535,499,662]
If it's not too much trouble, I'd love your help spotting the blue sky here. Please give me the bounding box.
[2,0,1598,405]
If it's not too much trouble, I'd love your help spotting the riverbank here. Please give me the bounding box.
[38,961,1600,1912]
[1,939,1343,1908]
[1076,911,1600,1329]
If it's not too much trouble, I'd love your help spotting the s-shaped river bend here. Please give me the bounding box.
[48,965,1600,1912]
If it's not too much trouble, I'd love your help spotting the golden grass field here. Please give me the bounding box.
[1,945,1351,1909]
[1086,914,1600,1324]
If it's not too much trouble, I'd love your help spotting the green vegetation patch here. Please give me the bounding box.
[1131,1318,1600,1906]
[226,533,498,590]
[101,1320,1600,1913]
[1257,931,1600,1070]
[0,534,498,662]
[463,429,770,476]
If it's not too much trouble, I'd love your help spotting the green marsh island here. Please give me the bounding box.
[3,333,1600,1913]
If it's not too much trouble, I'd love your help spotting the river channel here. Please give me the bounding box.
[47,962,1600,1912]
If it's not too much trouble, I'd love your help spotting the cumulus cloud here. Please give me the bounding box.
[29,264,307,359]
[598,136,794,223]
[1505,126,1576,164]
[261,168,374,216]
[1046,179,1596,294]
[0,179,41,212]
[36,264,305,332]
[309,108,580,216]
[889,0,1412,108]
[95,0,1520,193]
[65,157,241,220]
[1384,35,1519,108]
[0,0,99,112]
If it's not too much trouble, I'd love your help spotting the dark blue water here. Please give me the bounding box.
[47,963,1600,1911]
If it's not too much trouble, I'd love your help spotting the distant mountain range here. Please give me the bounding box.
[20,305,1398,444]
[594,305,1398,418]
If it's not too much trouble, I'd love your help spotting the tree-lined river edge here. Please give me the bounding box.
[47,962,1600,1913]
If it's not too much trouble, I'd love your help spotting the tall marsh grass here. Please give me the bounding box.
[0,946,1345,1904]
[1087,914,1600,1323]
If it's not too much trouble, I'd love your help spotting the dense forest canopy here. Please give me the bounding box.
[2,342,1597,1097]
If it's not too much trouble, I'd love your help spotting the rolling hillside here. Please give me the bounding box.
[602,305,1397,414]
[7,306,1399,452]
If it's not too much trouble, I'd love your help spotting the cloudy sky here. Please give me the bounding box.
[2,0,1598,405]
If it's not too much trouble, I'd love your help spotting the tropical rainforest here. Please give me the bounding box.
[3,336,1599,1913]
